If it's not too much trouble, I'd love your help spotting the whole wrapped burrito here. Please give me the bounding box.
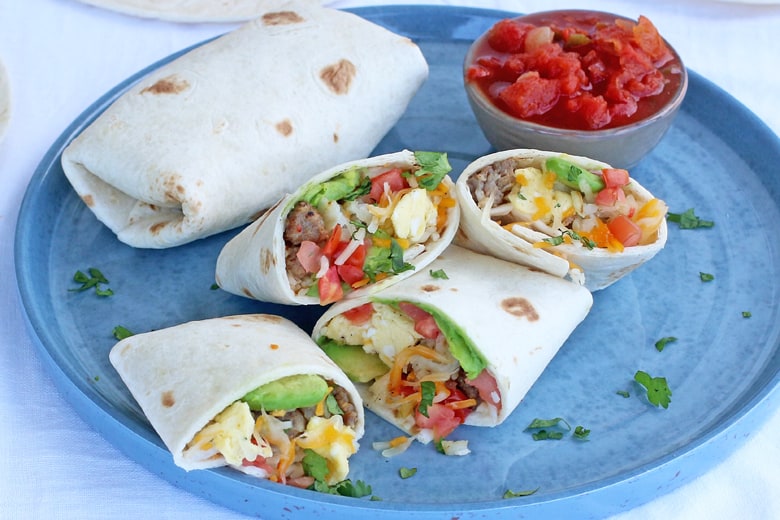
[454,149,668,290]
[62,1,428,248]
[215,150,459,305]
[311,245,592,445]
[109,314,365,487]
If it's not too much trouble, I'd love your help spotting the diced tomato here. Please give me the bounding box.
[487,19,533,53]
[467,370,502,414]
[318,265,344,305]
[499,72,560,118]
[398,302,441,339]
[296,241,322,273]
[342,303,374,324]
[601,168,630,188]
[337,264,365,286]
[369,168,408,202]
[594,186,627,207]
[607,215,642,247]
[321,224,343,259]
[414,403,461,440]
[242,456,275,475]
[344,243,366,268]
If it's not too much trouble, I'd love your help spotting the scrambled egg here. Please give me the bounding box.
[322,304,420,366]
[509,166,579,230]
[391,188,437,242]
[189,401,272,467]
[296,415,358,484]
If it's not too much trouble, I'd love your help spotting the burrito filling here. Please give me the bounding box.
[184,374,360,488]
[284,151,455,304]
[467,156,667,253]
[316,301,501,442]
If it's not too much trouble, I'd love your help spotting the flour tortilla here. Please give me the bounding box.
[454,149,668,291]
[61,1,428,248]
[109,314,365,474]
[312,245,593,441]
[74,0,321,23]
[215,150,460,305]
[0,58,10,143]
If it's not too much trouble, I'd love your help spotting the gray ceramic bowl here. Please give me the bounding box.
[463,11,688,169]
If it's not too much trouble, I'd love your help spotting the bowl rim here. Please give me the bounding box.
[463,9,689,136]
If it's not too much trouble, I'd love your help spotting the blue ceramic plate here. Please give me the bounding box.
[14,5,780,519]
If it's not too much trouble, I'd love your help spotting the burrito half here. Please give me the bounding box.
[454,149,668,290]
[311,245,593,445]
[62,1,428,248]
[109,314,365,488]
[215,150,459,305]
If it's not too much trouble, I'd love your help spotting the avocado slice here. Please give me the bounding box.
[240,374,329,412]
[318,338,389,383]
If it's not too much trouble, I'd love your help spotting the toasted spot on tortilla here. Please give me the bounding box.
[242,287,254,298]
[163,174,185,203]
[262,10,304,25]
[501,297,539,321]
[320,59,356,95]
[81,194,95,207]
[276,119,293,136]
[333,132,339,143]
[421,284,440,292]
[161,391,175,408]
[149,221,167,235]
[261,315,284,324]
[260,248,274,274]
[141,75,190,95]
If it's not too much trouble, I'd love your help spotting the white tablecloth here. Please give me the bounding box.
[1,0,778,518]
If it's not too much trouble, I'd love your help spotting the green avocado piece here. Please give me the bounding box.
[318,338,389,383]
[240,374,329,412]
[300,166,368,206]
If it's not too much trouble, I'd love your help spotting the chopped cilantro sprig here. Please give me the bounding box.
[634,370,672,408]
[70,267,113,296]
[667,208,714,229]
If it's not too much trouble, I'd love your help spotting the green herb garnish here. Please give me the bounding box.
[532,430,564,441]
[112,325,134,340]
[634,370,672,409]
[654,336,677,352]
[573,425,591,440]
[399,467,417,479]
[699,272,714,282]
[525,417,571,441]
[429,268,449,280]
[503,488,539,499]
[418,381,435,418]
[70,267,113,296]
[616,390,630,398]
[303,449,373,498]
[667,208,714,229]
[543,229,596,250]
[742,311,752,318]
[362,241,415,281]
[412,151,451,190]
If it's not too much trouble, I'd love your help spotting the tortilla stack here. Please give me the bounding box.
[62,0,428,248]
[215,149,460,305]
[454,149,668,290]
[109,314,365,486]
[311,245,593,444]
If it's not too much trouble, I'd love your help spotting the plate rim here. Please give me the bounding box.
[14,4,780,518]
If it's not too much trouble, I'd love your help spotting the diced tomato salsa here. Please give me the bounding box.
[465,11,684,130]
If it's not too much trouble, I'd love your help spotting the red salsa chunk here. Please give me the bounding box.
[466,11,684,130]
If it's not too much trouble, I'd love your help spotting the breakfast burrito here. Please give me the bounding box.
[454,149,668,290]
[215,150,460,305]
[109,314,365,488]
[61,1,428,248]
[311,245,593,445]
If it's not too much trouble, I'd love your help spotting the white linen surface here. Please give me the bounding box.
[1,0,778,518]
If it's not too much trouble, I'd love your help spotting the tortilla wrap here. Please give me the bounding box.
[454,149,668,291]
[74,0,320,23]
[109,314,365,485]
[61,1,428,248]
[215,149,460,305]
[0,57,10,143]
[311,245,593,444]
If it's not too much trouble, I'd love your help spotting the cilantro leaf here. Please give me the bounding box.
[532,430,564,441]
[616,390,631,398]
[363,242,415,281]
[399,467,417,479]
[412,151,451,190]
[70,267,113,296]
[418,381,435,418]
[667,208,714,229]
[334,479,373,498]
[503,488,539,499]
[742,311,752,318]
[112,325,134,340]
[525,417,571,431]
[634,370,672,408]
[429,268,449,280]
[543,229,595,249]
[302,449,329,482]
[573,425,591,440]
[699,272,714,282]
[654,336,677,352]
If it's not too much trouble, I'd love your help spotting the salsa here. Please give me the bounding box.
[465,11,684,130]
